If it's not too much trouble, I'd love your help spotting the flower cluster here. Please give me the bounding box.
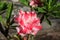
[14,10,42,37]
[30,0,43,7]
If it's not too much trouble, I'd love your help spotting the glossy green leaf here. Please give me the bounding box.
[48,0,52,9]
[37,7,45,13]
[6,3,13,23]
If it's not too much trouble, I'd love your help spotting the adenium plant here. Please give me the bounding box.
[0,0,60,40]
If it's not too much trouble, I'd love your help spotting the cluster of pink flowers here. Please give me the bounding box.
[30,0,43,7]
[14,10,42,37]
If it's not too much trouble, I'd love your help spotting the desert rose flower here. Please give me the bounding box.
[30,0,38,7]
[14,10,42,37]
[30,0,43,7]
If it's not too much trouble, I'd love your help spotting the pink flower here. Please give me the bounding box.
[14,10,42,36]
[29,0,43,7]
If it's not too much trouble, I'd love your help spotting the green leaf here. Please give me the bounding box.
[6,3,13,23]
[56,2,60,7]
[0,1,7,11]
[45,14,51,25]
[10,18,14,25]
[51,0,58,6]
[37,7,45,13]
[45,0,58,11]
[0,15,8,28]
[51,2,60,11]
[19,0,29,6]
[46,17,51,25]
[48,0,52,9]
[52,11,60,18]
[0,15,3,21]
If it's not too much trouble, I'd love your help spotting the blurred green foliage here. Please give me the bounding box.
[0,1,13,39]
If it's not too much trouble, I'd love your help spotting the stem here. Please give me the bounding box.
[32,35,34,40]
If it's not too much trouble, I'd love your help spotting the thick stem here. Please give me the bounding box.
[28,35,30,40]
[32,35,34,40]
